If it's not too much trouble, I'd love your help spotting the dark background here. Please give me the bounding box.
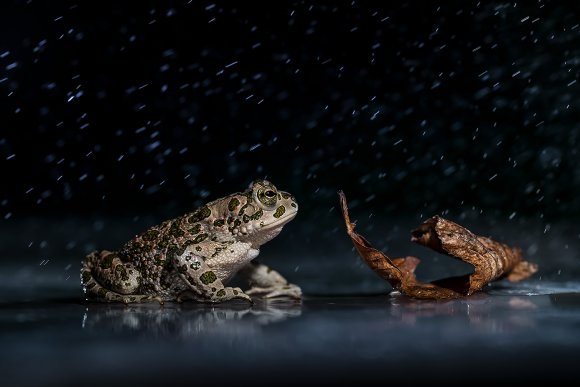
[0,0,578,282]
[1,2,580,387]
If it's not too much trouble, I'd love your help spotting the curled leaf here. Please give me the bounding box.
[339,191,538,299]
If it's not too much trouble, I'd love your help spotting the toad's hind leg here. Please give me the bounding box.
[81,251,162,304]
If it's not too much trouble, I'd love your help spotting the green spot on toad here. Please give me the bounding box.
[200,271,217,285]
[273,206,286,218]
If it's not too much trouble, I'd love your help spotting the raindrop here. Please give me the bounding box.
[543,224,551,234]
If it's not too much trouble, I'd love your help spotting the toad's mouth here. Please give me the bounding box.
[238,210,297,247]
[260,210,297,230]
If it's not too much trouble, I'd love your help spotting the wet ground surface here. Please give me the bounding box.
[2,279,580,387]
[1,215,578,386]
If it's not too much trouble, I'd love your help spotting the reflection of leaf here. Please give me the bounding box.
[339,191,538,299]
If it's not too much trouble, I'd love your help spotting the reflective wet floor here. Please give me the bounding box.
[2,216,578,386]
[2,280,579,387]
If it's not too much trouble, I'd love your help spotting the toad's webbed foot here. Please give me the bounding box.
[246,283,302,299]
[239,261,302,300]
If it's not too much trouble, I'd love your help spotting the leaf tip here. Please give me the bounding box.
[337,190,354,232]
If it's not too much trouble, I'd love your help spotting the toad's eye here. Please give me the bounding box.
[257,187,277,207]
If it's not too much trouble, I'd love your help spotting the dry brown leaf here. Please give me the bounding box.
[338,191,538,299]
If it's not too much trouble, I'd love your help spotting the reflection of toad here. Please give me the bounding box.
[82,300,302,339]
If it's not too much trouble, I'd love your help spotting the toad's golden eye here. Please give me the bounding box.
[257,188,277,207]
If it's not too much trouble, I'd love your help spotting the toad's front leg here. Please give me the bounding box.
[171,246,252,304]
[238,261,302,300]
